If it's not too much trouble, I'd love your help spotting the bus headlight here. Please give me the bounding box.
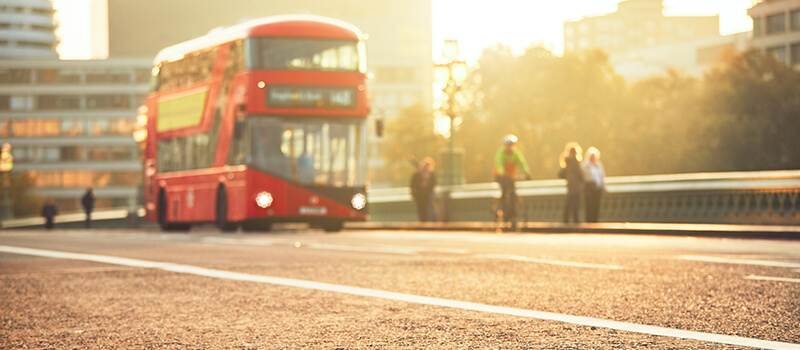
[256,192,273,208]
[351,193,366,210]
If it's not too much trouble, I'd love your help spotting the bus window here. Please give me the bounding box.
[249,38,362,72]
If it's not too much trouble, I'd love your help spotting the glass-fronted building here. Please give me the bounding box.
[0,58,151,212]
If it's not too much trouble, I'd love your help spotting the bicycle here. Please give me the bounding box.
[494,175,526,232]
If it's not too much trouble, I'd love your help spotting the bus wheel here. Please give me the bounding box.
[216,188,237,233]
[322,221,343,233]
[159,190,190,232]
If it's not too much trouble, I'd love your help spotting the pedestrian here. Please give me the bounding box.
[41,197,58,230]
[582,147,606,223]
[81,187,95,228]
[559,142,584,224]
[409,157,437,222]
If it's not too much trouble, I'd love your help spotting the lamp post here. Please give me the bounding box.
[1,142,13,221]
[434,38,468,188]
[434,38,468,222]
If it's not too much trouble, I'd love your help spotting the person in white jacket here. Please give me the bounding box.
[581,147,606,222]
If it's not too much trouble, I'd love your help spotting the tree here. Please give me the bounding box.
[0,171,43,218]
[702,50,800,171]
[376,104,445,186]
[460,45,627,182]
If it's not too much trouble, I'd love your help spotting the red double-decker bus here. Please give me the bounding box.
[142,15,369,232]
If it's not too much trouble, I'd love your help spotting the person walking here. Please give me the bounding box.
[494,134,532,231]
[559,142,584,224]
[582,147,606,223]
[41,197,58,230]
[409,157,437,222]
[81,187,96,228]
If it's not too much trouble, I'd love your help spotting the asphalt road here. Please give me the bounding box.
[1,228,799,349]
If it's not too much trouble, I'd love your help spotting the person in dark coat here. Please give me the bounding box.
[41,197,58,230]
[409,157,437,222]
[81,187,95,228]
[559,143,584,224]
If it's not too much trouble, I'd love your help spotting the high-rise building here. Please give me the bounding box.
[749,0,800,68]
[0,58,151,212]
[105,0,433,186]
[0,0,58,58]
[564,0,720,55]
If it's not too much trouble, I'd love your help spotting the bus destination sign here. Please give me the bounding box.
[267,86,357,109]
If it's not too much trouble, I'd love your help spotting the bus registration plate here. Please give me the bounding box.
[300,206,327,215]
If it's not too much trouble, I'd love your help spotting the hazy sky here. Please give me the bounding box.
[53,0,755,60]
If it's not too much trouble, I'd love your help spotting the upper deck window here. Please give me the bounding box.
[249,38,365,73]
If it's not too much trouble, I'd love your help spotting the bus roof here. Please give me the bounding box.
[153,15,366,64]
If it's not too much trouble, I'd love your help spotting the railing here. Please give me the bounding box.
[1,207,145,230]
[368,170,800,225]
[2,170,798,229]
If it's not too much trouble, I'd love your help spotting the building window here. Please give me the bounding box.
[86,71,131,84]
[375,67,417,83]
[37,95,80,110]
[36,69,81,84]
[28,170,140,188]
[791,10,800,31]
[753,17,764,37]
[0,69,31,84]
[87,95,131,109]
[3,119,61,137]
[767,45,788,64]
[766,13,786,34]
[0,95,9,110]
[791,43,800,65]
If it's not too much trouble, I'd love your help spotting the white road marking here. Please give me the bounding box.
[744,275,800,284]
[678,255,800,269]
[3,245,797,349]
[304,243,418,255]
[479,254,626,270]
[201,237,278,246]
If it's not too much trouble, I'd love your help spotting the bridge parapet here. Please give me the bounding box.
[368,170,800,225]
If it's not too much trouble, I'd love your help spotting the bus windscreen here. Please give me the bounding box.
[241,117,366,187]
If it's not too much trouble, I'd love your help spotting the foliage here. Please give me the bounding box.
[460,45,628,182]
[379,47,800,184]
[702,50,800,171]
[376,104,445,186]
[0,171,43,218]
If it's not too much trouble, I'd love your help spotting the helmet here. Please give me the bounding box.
[503,134,518,146]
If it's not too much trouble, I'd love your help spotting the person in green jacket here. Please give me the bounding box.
[493,134,531,229]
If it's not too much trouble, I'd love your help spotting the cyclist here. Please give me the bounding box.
[494,134,532,230]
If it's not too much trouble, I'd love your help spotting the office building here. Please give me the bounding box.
[749,0,800,68]
[564,0,720,55]
[0,0,58,58]
[0,58,151,212]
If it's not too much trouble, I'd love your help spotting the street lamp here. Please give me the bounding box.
[434,38,468,223]
[434,38,468,188]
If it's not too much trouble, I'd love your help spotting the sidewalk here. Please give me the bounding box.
[347,221,800,239]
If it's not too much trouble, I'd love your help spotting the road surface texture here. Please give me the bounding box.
[1,228,799,349]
